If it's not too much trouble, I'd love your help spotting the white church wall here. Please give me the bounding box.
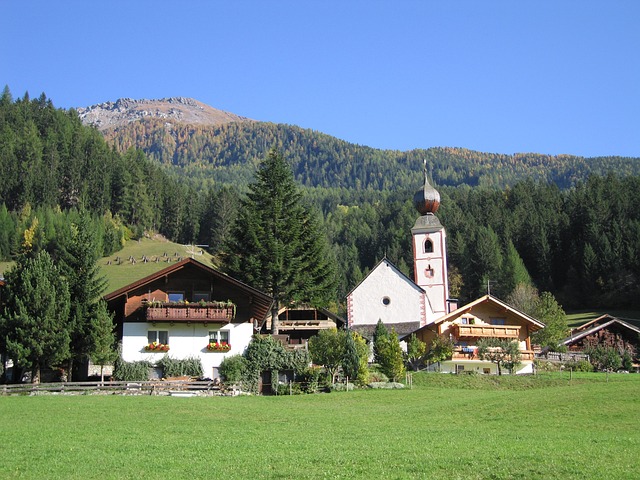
[348,260,426,327]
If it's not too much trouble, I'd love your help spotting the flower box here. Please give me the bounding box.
[145,342,170,352]
[207,342,231,352]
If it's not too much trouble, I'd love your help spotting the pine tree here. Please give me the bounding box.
[372,319,389,365]
[1,251,71,383]
[501,240,533,297]
[56,213,108,379]
[225,148,336,334]
[89,300,117,384]
[342,330,360,381]
[378,328,405,381]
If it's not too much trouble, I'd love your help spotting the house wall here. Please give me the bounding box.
[348,261,427,327]
[122,321,254,379]
[438,360,534,375]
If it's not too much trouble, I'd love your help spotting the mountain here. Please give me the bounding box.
[76,97,252,131]
[78,97,640,191]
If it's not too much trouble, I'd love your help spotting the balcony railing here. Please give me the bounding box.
[145,302,236,322]
[453,323,521,339]
[451,347,535,361]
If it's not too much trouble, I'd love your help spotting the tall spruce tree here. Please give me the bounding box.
[225,148,336,334]
[56,213,108,379]
[1,251,71,383]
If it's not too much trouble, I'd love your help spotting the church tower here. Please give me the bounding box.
[412,161,450,318]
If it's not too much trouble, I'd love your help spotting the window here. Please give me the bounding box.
[148,330,168,345]
[461,317,469,325]
[193,291,210,302]
[168,292,184,303]
[425,265,434,278]
[490,318,506,325]
[483,368,491,375]
[424,239,433,253]
[209,330,230,344]
[456,365,465,374]
[382,296,391,306]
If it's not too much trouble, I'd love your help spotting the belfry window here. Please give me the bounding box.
[424,239,433,253]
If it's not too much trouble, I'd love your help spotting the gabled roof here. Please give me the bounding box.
[402,294,545,340]
[104,257,273,321]
[435,295,544,328]
[277,305,347,327]
[560,314,640,346]
[346,257,425,298]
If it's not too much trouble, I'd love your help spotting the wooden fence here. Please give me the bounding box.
[1,380,224,396]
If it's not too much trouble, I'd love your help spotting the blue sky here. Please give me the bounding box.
[2,1,639,157]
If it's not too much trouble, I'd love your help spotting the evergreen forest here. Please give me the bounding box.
[1,88,639,315]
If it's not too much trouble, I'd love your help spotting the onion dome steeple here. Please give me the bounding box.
[413,159,440,215]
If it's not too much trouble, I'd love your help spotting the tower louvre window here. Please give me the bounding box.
[424,239,433,253]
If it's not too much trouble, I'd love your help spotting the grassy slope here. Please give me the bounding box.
[98,237,215,294]
[566,310,640,328]
[0,373,638,479]
[0,238,215,295]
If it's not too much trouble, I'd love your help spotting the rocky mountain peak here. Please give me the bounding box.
[77,97,252,131]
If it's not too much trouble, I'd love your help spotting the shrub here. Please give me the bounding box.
[367,370,389,383]
[276,382,304,395]
[113,357,151,381]
[332,382,356,392]
[298,366,323,393]
[564,360,593,372]
[157,356,203,378]
[367,382,405,389]
[219,355,247,383]
[534,360,561,372]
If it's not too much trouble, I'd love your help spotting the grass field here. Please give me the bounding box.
[98,237,215,294]
[1,373,638,479]
[0,237,215,294]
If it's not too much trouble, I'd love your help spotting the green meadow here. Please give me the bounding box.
[97,237,215,293]
[1,373,638,479]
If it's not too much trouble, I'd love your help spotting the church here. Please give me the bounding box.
[347,163,544,374]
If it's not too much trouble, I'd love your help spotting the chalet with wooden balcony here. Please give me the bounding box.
[262,306,346,346]
[558,314,640,370]
[104,258,272,380]
[407,295,545,374]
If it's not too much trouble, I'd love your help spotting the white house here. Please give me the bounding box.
[104,258,273,380]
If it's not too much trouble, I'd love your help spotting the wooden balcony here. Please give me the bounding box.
[145,303,235,323]
[451,348,535,361]
[278,320,336,331]
[453,323,521,339]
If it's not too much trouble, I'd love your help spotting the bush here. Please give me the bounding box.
[157,356,203,378]
[367,382,405,389]
[219,355,246,383]
[332,382,356,392]
[564,360,593,372]
[276,382,304,395]
[113,357,151,381]
[298,366,323,393]
[367,370,389,383]
[534,360,561,372]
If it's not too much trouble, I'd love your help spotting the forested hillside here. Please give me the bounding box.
[97,111,640,190]
[2,89,639,313]
[0,88,204,253]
